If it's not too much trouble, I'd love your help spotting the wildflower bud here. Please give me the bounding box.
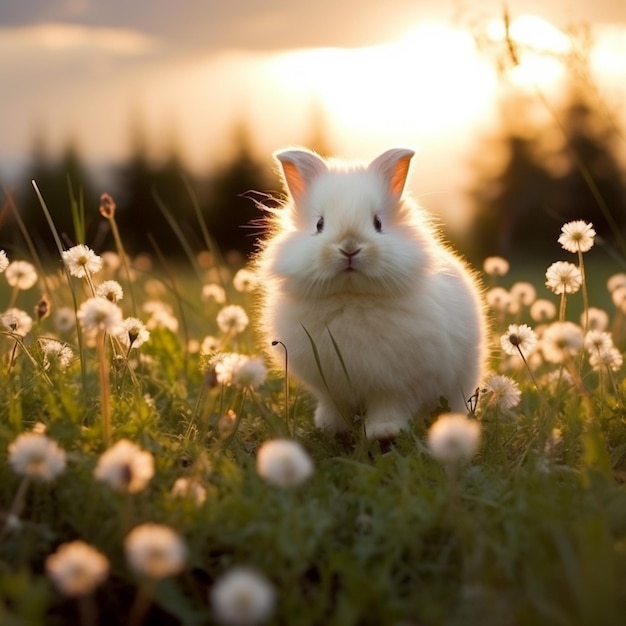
[35,295,51,322]
[99,193,117,219]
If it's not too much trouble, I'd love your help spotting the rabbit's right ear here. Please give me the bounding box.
[274,149,328,204]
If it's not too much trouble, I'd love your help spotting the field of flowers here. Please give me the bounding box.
[1,202,626,625]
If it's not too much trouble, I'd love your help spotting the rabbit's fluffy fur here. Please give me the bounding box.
[253,147,486,440]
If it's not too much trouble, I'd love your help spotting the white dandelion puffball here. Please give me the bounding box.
[118,317,150,349]
[93,439,154,493]
[76,297,124,335]
[0,250,9,273]
[482,374,522,411]
[124,523,187,579]
[500,324,537,356]
[483,256,509,277]
[211,567,276,626]
[46,541,109,597]
[5,260,38,290]
[217,304,249,335]
[62,244,103,278]
[96,280,124,303]
[256,439,314,488]
[8,433,67,481]
[427,413,481,465]
[545,261,582,295]
[558,220,595,253]
[2,308,33,337]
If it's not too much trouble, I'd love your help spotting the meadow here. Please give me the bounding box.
[1,194,626,626]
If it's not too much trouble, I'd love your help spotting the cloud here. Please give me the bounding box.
[0,22,159,57]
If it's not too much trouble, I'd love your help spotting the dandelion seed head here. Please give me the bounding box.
[77,297,124,335]
[201,283,226,304]
[256,439,314,488]
[0,250,9,273]
[485,287,510,313]
[124,523,187,579]
[54,306,76,334]
[558,220,595,253]
[589,345,623,372]
[427,413,481,465]
[509,281,537,311]
[8,433,66,481]
[94,439,154,493]
[143,301,179,332]
[5,260,38,290]
[101,251,121,274]
[215,353,267,389]
[118,317,150,349]
[584,330,614,354]
[40,339,74,369]
[607,273,626,294]
[2,308,33,337]
[483,256,510,277]
[611,285,626,314]
[233,268,258,293]
[62,245,103,278]
[540,321,584,363]
[545,261,582,295]
[482,374,521,410]
[217,305,249,335]
[500,324,537,356]
[211,567,276,626]
[171,477,207,505]
[530,298,557,323]
[584,307,609,332]
[200,335,220,354]
[46,541,109,597]
[96,280,124,303]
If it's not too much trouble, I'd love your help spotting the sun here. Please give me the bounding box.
[267,22,498,153]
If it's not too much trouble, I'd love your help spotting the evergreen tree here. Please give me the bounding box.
[15,137,97,257]
[467,89,626,263]
[545,91,626,256]
[202,123,272,260]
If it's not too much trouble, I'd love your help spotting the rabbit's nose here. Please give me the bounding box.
[340,246,362,259]
[339,238,362,259]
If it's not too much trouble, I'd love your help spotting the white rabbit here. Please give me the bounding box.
[253,147,486,440]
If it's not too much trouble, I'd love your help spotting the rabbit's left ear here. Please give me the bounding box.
[274,148,328,205]
[368,149,415,199]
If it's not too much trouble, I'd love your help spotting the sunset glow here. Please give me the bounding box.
[269,23,497,148]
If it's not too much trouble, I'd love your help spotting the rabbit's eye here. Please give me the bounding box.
[316,216,325,233]
[373,215,383,233]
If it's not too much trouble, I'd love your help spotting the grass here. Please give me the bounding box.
[1,212,626,626]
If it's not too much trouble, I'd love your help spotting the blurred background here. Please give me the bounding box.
[1,0,625,266]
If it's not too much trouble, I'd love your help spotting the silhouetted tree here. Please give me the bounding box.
[14,136,97,257]
[546,91,626,256]
[468,89,626,263]
[202,123,272,259]
[114,123,197,256]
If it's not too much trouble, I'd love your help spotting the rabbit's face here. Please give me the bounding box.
[268,169,429,298]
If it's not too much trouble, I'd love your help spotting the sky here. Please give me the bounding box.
[1,0,625,226]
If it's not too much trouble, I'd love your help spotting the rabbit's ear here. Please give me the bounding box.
[368,149,415,199]
[274,148,328,204]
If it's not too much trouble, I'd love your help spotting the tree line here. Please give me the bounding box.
[1,87,625,266]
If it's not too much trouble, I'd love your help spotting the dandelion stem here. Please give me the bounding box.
[96,330,112,446]
[272,340,290,435]
[1,475,30,541]
[578,249,590,335]
[76,592,99,626]
[127,582,154,626]
[558,292,567,322]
